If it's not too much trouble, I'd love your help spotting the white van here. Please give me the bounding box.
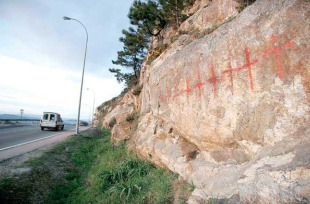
[40,112,64,131]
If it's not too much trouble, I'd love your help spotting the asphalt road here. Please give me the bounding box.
[0,124,76,150]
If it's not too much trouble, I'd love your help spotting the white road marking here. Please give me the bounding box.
[0,128,75,151]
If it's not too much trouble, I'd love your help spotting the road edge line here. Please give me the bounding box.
[0,129,75,151]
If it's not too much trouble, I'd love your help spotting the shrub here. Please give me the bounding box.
[237,0,256,12]
[147,43,168,65]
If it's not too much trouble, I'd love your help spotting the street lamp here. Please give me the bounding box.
[63,16,88,134]
[87,88,95,127]
[20,109,24,119]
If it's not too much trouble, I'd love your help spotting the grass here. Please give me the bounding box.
[0,128,193,203]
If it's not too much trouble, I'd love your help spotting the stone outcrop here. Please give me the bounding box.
[101,92,136,129]
[97,0,310,203]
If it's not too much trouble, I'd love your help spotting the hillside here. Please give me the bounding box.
[94,0,310,203]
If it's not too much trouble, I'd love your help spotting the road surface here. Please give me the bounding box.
[0,124,88,161]
[0,124,76,149]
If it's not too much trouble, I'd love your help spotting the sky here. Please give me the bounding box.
[0,0,134,121]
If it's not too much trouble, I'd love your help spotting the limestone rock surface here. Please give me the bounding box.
[101,92,136,129]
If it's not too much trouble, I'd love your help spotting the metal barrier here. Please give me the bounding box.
[0,119,40,123]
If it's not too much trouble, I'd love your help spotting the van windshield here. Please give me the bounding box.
[57,115,63,122]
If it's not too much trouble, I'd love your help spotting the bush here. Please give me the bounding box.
[237,0,256,12]
[147,43,168,65]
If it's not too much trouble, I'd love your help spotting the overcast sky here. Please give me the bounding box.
[0,0,134,120]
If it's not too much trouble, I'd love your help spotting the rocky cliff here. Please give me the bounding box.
[95,0,310,203]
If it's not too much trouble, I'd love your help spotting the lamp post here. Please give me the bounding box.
[63,16,88,134]
[20,109,24,119]
[87,88,95,127]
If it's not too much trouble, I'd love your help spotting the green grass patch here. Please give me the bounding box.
[0,128,193,203]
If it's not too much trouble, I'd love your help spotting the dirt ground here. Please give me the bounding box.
[0,145,52,178]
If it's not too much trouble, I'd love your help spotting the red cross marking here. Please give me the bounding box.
[185,78,192,95]
[222,62,234,95]
[222,47,258,93]
[262,35,295,80]
[185,78,192,102]
[194,70,205,97]
[233,47,258,90]
[207,64,217,98]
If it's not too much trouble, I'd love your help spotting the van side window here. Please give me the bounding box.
[50,114,55,121]
[43,114,49,120]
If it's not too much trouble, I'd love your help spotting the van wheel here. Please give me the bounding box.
[41,127,44,131]
[55,126,59,131]
[61,126,64,130]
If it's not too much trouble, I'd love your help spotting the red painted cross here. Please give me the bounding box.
[185,78,192,102]
[233,47,258,90]
[222,47,258,94]
[222,62,235,95]
[194,70,205,97]
[207,64,217,98]
[262,35,295,79]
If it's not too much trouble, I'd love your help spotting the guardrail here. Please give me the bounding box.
[0,119,40,122]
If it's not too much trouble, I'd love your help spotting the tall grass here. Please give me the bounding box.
[0,128,193,203]
[68,129,178,204]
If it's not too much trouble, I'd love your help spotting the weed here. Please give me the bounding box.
[99,158,153,186]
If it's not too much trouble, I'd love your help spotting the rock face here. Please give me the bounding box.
[99,0,310,203]
[101,92,136,129]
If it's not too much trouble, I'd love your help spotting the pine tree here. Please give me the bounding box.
[128,0,166,37]
[110,0,195,90]
[109,27,148,87]
[159,0,193,27]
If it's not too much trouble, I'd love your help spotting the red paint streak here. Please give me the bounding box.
[185,78,192,102]
[165,86,171,101]
[222,62,234,95]
[185,78,192,95]
[245,47,256,90]
[159,90,165,102]
[271,34,277,43]
[194,70,205,97]
[262,36,295,79]
[207,64,217,98]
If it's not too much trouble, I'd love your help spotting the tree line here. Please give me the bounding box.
[109,0,194,90]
